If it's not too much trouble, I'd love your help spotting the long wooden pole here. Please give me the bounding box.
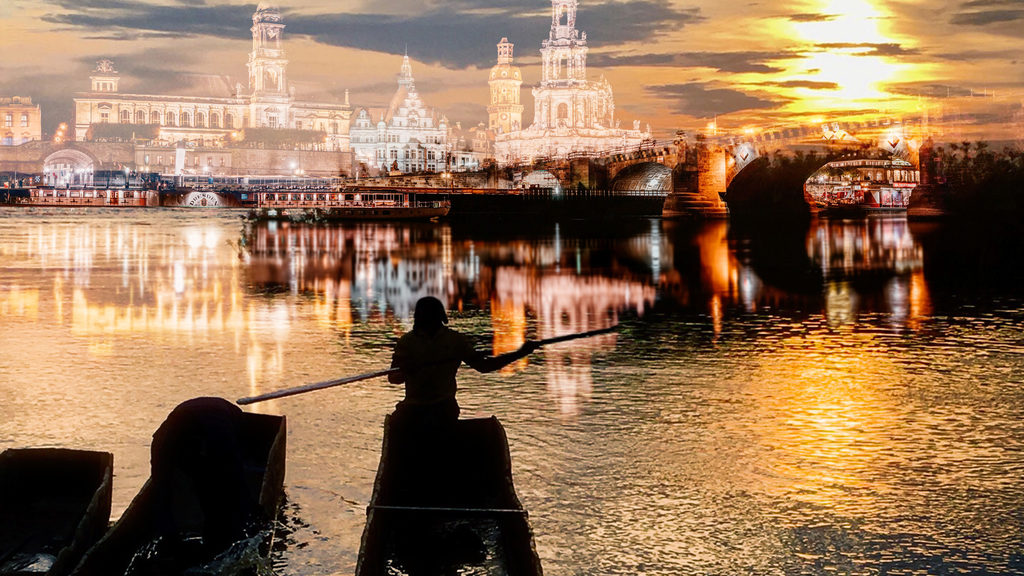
[236,325,617,406]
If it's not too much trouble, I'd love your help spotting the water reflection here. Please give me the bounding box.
[242,221,654,416]
[4,211,1022,576]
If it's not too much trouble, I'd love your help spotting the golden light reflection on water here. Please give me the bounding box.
[747,328,902,510]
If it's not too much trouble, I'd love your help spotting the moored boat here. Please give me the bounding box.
[356,416,543,576]
[250,188,450,221]
[0,187,159,208]
[806,157,918,217]
[69,398,287,576]
[0,448,113,576]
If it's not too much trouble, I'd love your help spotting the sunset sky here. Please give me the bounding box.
[2,0,1023,139]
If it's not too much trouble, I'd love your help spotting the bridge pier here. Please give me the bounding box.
[907,137,947,219]
[662,137,729,219]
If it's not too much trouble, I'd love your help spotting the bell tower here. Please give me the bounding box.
[487,38,524,134]
[248,3,291,128]
[540,0,588,86]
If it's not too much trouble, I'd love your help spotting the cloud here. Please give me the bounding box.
[39,0,704,69]
[810,43,920,57]
[42,2,253,40]
[764,80,840,90]
[787,13,837,22]
[884,82,975,98]
[645,82,785,118]
[588,51,785,74]
[950,1,1024,26]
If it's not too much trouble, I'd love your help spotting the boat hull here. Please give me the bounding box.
[251,204,450,222]
[356,416,543,576]
[0,448,113,576]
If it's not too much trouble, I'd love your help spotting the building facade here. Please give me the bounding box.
[449,122,493,172]
[494,0,651,164]
[1,97,42,146]
[72,3,352,158]
[488,38,524,135]
[349,55,449,175]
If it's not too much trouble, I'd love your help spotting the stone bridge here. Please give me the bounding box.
[531,116,931,218]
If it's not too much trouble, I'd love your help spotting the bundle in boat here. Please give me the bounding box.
[70,397,287,576]
[357,416,543,576]
[0,448,113,576]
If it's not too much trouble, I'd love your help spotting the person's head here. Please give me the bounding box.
[413,296,448,335]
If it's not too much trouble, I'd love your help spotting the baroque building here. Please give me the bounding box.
[1,97,42,146]
[494,0,651,164]
[72,3,352,153]
[488,38,524,135]
[349,54,449,175]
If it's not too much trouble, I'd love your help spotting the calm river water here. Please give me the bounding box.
[1,208,1023,575]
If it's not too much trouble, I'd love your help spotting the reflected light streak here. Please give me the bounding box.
[0,286,39,319]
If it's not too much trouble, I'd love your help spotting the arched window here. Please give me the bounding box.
[195,112,205,127]
[120,109,130,123]
[210,113,220,128]
[166,112,176,126]
[180,112,191,127]
[557,103,569,120]
[151,111,160,124]
[135,110,145,124]
[330,122,338,133]
[224,113,234,129]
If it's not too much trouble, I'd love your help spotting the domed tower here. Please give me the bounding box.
[488,38,524,134]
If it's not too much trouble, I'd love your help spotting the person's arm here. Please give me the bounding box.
[388,340,407,384]
[463,340,540,374]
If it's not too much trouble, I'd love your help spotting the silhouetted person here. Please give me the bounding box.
[386,297,536,572]
[388,296,538,428]
[149,397,251,553]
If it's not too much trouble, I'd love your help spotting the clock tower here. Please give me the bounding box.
[487,38,524,134]
[248,3,291,128]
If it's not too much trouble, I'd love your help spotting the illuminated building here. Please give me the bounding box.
[488,38,524,135]
[71,3,352,152]
[0,96,42,145]
[494,0,651,164]
[349,54,449,175]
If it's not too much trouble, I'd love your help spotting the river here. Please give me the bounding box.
[1,208,1022,575]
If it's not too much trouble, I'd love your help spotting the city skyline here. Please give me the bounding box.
[1,0,1023,139]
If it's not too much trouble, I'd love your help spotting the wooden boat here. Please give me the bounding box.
[70,398,287,576]
[356,416,543,576]
[0,448,113,576]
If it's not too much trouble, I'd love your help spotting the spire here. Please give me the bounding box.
[550,0,579,41]
[398,52,414,88]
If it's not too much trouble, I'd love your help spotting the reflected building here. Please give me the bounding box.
[660,219,930,329]
[242,221,657,415]
[8,221,295,391]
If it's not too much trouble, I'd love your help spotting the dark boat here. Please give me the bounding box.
[70,398,287,576]
[0,448,113,576]
[356,416,543,576]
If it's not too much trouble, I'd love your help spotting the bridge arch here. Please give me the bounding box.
[42,147,98,187]
[609,162,671,192]
[521,169,563,192]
